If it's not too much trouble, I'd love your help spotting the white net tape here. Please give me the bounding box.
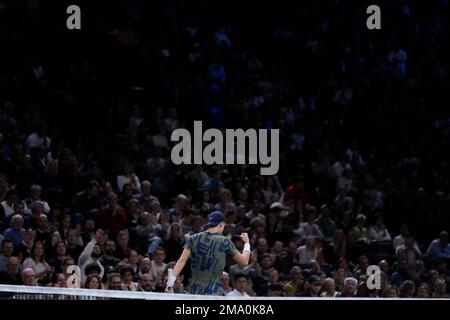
[0,285,448,300]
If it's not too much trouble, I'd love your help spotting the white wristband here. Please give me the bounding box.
[243,243,251,253]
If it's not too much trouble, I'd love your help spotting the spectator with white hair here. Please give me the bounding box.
[321,277,341,297]
[221,271,232,295]
[339,277,358,297]
[25,185,50,214]
[21,268,37,286]
[3,215,26,246]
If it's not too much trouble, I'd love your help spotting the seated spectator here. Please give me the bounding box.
[299,275,322,297]
[85,274,103,289]
[22,241,53,284]
[3,215,26,246]
[221,272,232,295]
[99,239,121,269]
[416,283,431,298]
[214,189,236,216]
[99,193,127,237]
[0,239,15,271]
[393,223,418,250]
[314,204,336,243]
[25,185,50,214]
[51,273,67,288]
[321,277,341,297]
[119,265,138,291]
[6,257,22,284]
[117,163,141,193]
[432,277,449,298]
[150,247,167,283]
[21,268,37,286]
[138,273,156,292]
[426,231,450,260]
[369,214,392,243]
[294,206,323,241]
[390,258,412,287]
[399,280,416,298]
[396,234,422,267]
[297,236,323,265]
[351,214,370,243]
[283,266,304,296]
[71,181,101,217]
[226,274,250,297]
[339,277,358,297]
[133,180,158,210]
[107,272,122,290]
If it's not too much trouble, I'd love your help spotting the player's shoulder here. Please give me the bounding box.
[187,231,207,241]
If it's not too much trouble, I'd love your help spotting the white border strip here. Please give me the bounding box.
[0,285,449,300]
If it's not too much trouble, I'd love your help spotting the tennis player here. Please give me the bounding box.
[166,211,251,295]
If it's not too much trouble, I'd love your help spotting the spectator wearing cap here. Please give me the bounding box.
[426,231,450,260]
[315,205,336,243]
[226,273,250,296]
[300,275,322,297]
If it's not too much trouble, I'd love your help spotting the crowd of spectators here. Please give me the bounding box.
[1,0,450,298]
